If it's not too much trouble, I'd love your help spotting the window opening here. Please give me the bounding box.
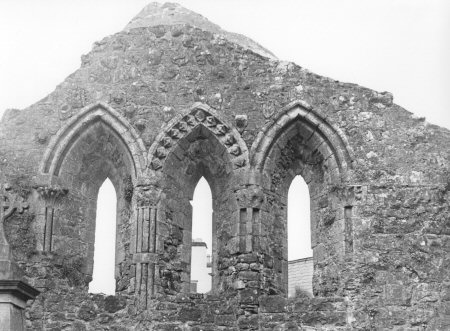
[287,175,313,298]
[89,178,117,295]
[190,177,212,293]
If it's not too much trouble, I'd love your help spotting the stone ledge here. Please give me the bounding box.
[0,280,40,307]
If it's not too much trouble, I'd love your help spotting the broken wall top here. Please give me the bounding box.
[0,2,449,188]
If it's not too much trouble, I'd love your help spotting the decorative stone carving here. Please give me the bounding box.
[135,119,147,131]
[233,158,246,169]
[184,114,196,126]
[149,106,248,171]
[194,109,206,122]
[215,124,228,136]
[205,116,217,127]
[109,90,126,105]
[229,145,241,156]
[0,184,28,247]
[0,183,39,331]
[224,134,236,146]
[162,106,174,122]
[134,185,161,207]
[34,185,68,204]
[262,103,275,119]
[331,185,364,205]
[34,185,68,252]
[160,137,172,148]
[168,128,181,139]
[235,115,248,133]
[35,130,50,145]
[150,159,163,170]
[235,186,265,209]
[155,147,167,159]
[176,121,189,133]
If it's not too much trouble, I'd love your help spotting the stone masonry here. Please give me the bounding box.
[0,2,449,330]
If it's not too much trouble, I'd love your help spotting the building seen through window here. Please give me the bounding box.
[288,175,313,297]
[190,177,212,293]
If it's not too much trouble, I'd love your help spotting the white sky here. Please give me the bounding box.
[0,0,448,293]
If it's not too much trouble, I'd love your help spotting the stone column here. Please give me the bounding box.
[0,184,39,331]
[131,185,160,309]
[231,178,294,329]
[231,184,271,328]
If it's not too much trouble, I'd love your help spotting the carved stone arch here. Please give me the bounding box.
[35,102,146,293]
[251,100,353,183]
[249,100,356,298]
[143,104,247,295]
[148,102,249,174]
[40,101,146,179]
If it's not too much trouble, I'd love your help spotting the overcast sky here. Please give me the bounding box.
[0,0,449,127]
[0,0,448,294]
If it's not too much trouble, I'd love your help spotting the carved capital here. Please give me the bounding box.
[135,185,161,207]
[235,186,265,209]
[331,185,364,205]
[34,185,68,204]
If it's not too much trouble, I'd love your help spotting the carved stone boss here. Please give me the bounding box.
[35,185,68,252]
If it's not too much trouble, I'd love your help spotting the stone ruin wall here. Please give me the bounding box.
[0,7,449,330]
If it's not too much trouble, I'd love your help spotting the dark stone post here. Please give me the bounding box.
[0,184,39,331]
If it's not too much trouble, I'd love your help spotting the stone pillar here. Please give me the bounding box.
[232,184,268,326]
[227,181,289,329]
[131,185,160,309]
[0,184,39,331]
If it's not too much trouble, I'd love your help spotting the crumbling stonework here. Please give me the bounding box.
[0,2,449,330]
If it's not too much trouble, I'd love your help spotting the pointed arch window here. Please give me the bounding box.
[89,178,117,295]
[287,175,313,297]
[190,177,212,293]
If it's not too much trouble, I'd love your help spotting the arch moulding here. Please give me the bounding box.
[250,100,354,182]
[147,102,249,174]
[40,102,147,180]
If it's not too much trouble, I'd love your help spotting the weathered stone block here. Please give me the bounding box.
[177,306,202,322]
[215,314,236,326]
[260,295,286,313]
